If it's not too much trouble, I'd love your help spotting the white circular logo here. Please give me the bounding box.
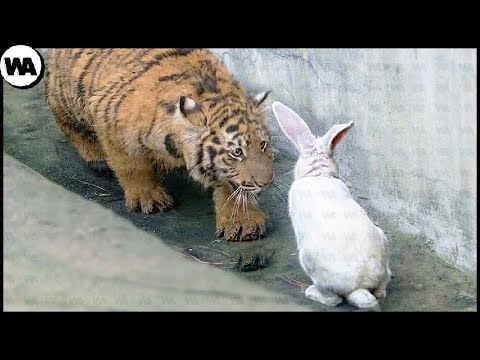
[1,45,44,89]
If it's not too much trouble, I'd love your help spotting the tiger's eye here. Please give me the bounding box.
[232,148,243,157]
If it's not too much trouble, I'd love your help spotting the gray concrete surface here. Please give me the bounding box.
[3,154,307,311]
[210,49,477,272]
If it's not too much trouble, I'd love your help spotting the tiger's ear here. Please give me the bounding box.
[253,90,271,108]
[179,96,198,117]
[177,96,207,128]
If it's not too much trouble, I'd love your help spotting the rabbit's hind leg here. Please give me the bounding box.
[346,289,379,309]
[305,285,342,306]
[373,227,392,300]
[373,276,390,299]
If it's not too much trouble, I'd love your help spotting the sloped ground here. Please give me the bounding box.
[4,154,307,311]
[2,59,476,311]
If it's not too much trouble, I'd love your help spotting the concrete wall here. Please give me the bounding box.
[209,49,477,272]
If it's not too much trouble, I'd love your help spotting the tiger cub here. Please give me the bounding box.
[45,49,273,241]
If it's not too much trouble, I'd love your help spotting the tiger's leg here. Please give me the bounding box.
[102,142,173,214]
[53,110,113,178]
[213,184,268,241]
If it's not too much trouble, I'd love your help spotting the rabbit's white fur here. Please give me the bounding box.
[272,101,391,309]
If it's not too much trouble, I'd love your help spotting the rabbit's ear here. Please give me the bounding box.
[323,121,354,155]
[272,101,315,153]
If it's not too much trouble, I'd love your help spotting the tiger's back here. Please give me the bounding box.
[46,49,203,138]
[45,48,274,242]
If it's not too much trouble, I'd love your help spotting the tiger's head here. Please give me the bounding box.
[176,91,274,193]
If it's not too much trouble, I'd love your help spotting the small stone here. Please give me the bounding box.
[415,284,424,290]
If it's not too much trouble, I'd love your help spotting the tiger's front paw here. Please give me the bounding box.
[125,185,173,214]
[216,208,268,241]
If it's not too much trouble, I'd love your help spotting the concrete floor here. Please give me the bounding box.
[4,154,309,311]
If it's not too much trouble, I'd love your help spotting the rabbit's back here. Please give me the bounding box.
[289,177,388,293]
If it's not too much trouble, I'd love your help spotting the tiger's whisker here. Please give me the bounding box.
[242,191,247,218]
[230,189,242,223]
[248,191,256,207]
[222,187,241,211]
[189,160,208,176]
[236,189,244,218]
[249,191,259,207]
[244,191,250,220]
[236,189,243,219]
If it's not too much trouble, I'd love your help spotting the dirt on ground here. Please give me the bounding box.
[2,49,476,311]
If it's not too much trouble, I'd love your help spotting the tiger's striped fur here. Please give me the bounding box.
[45,48,273,241]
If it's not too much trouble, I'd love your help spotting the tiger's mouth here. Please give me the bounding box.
[221,180,261,219]
[228,180,260,194]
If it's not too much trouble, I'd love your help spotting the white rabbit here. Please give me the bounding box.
[272,101,391,309]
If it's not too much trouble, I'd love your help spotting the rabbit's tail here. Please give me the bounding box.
[346,289,379,309]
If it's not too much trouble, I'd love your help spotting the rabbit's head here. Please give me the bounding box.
[272,101,353,180]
